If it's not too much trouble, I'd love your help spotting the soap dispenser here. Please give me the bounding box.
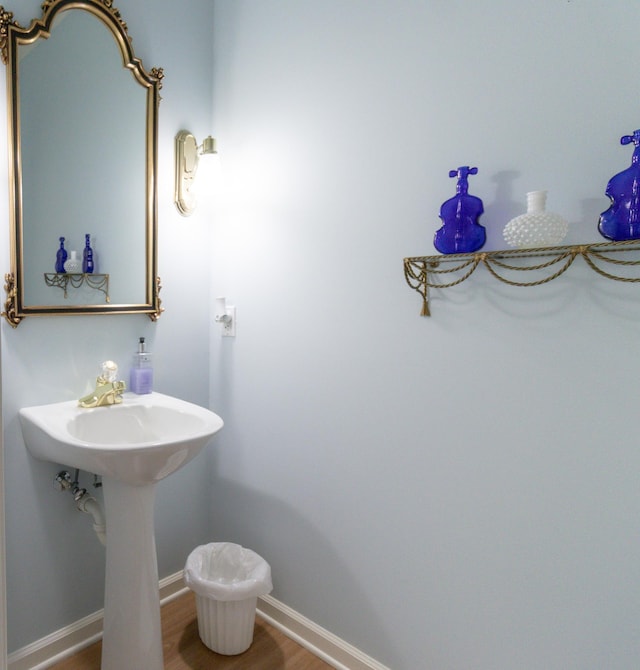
[130,337,153,394]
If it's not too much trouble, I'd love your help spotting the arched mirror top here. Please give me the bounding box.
[0,0,164,327]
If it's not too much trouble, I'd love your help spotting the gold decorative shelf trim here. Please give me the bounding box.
[404,240,640,316]
[44,273,110,302]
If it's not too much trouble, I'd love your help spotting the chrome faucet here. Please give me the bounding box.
[78,360,126,408]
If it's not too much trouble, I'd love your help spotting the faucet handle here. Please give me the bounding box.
[101,360,118,383]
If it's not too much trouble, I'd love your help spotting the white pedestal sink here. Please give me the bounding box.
[19,392,224,670]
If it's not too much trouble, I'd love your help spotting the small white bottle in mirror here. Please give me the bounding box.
[63,250,82,273]
[130,337,153,394]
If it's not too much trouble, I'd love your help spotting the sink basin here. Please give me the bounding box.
[19,391,223,485]
[19,391,224,670]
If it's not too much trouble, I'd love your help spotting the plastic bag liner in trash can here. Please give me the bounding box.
[185,542,273,655]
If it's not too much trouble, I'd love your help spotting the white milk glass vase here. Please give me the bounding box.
[503,190,569,248]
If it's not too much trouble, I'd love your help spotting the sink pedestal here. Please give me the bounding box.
[101,478,163,670]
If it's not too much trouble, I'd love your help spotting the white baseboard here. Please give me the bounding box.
[256,594,390,670]
[8,571,389,670]
[7,572,188,670]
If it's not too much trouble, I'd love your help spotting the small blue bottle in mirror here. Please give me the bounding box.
[55,236,67,273]
[83,233,94,273]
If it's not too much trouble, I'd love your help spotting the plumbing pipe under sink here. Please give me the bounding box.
[76,490,106,546]
[55,470,106,546]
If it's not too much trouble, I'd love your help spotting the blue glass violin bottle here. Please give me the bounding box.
[82,233,94,273]
[598,129,640,241]
[55,236,67,273]
[434,166,486,254]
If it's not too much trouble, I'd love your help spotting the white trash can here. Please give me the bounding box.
[184,542,273,655]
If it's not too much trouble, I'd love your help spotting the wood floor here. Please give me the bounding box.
[49,591,334,669]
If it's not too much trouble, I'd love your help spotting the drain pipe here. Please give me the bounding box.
[54,471,107,546]
[75,490,107,546]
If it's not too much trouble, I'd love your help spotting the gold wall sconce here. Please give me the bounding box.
[174,130,217,216]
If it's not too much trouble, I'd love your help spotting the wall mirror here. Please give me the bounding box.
[0,0,164,327]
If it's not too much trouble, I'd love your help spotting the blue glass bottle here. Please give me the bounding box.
[55,236,67,273]
[598,129,640,241]
[82,233,94,273]
[434,166,486,254]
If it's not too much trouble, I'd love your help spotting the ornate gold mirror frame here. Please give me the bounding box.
[0,0,164,327]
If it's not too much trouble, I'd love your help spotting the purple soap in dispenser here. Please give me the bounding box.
[130,337,153,394]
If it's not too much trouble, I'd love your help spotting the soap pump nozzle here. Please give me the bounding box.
[135,337,151,365]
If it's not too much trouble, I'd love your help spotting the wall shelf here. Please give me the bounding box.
[43,273,110,302]
[403,240,640,316]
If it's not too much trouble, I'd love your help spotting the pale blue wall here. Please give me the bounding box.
[4,1,640,668]
[209,2,640,669]
[0,0,215,652]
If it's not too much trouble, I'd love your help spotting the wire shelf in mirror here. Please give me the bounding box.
[44,272,110,302]
[404,240,640,316]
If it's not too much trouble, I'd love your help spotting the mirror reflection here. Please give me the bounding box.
[21,10,147,306]
[1,0,163,326]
